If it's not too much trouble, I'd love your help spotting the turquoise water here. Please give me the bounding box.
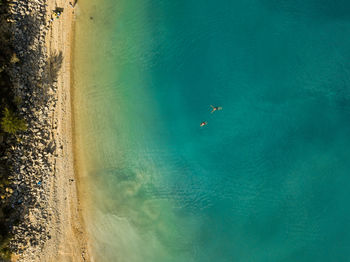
[74,0,350,261]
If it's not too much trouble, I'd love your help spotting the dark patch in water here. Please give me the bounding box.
[262,0,350,20]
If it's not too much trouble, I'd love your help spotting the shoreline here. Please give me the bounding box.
[44,0,90,261]
[43,0,90,261]
[7,0,90,261]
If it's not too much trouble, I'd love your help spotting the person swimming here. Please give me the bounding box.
[200,121,208,127]
[210,105,222,113]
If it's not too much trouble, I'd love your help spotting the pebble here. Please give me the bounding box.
[4,0,63,260]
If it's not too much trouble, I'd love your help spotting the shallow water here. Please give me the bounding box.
[73,0,350,261]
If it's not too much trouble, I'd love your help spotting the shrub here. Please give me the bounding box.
[0,235,12,261]
[10,53,19,64]
[0,108,26,135]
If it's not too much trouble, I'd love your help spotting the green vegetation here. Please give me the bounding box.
[0,1,19,259]
[0,1,62,259]
[10,53,19,64]
[1,108,26,135]
[0,235,11,260]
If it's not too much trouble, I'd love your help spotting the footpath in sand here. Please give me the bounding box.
[7,0,90,261]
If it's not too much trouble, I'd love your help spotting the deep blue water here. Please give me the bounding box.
[74,0,350,261]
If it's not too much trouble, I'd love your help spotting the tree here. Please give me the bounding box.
[0,108,26,135]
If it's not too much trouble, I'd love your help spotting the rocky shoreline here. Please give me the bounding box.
[2,0,67,260]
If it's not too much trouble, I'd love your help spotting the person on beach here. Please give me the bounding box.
[210,105,222,113]
[200,121,208,127]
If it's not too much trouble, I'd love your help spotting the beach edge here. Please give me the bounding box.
[41,0,91,261]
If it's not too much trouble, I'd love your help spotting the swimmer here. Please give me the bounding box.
[200,121,208,127]
[210,105,222,113]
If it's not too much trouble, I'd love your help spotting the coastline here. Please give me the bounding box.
[42,0,90,261]
[6,0,90,261]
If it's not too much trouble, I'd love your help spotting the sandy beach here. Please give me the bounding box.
[40,0,90,261]
[5,0,90,261]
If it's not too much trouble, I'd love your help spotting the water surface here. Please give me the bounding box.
[73,0,350,261]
